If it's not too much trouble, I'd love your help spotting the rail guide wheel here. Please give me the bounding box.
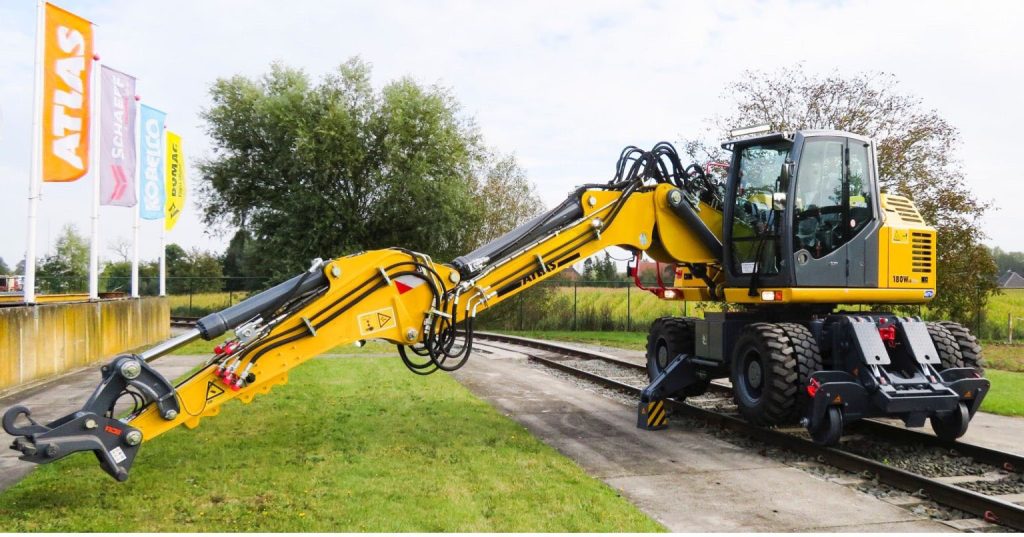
[810,406,843,446]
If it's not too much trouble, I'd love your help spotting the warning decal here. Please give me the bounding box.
[205,380,225,403]
[358,306,398,336]
[393,274,425,295]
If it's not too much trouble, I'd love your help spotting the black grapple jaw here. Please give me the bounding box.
[2,354,179,481]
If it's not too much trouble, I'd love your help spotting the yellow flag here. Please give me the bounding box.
[164,131,185,230]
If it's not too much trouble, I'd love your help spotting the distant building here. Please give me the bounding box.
[558,266,582,281]
[998,270,1024,289]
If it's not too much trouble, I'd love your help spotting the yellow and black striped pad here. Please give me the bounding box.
[637,400,668,430]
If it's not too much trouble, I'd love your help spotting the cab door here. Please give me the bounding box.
[791,137,876,287]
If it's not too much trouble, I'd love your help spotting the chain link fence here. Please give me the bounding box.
[22,275,1024,342]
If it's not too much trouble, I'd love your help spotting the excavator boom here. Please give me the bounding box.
[3,142,721,480]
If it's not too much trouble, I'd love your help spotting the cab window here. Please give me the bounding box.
[730,141,790,276]
[793,138,872,259]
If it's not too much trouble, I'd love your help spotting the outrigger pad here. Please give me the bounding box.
[637,399,668,430]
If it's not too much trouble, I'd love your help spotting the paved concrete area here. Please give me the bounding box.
[453,345,951,532]
[0,354,207,491]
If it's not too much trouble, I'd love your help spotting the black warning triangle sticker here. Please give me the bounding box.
[206,380,225,403]
[377,312,392,327]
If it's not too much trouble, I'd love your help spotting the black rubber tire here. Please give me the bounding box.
[939,321,985,374]
[776,322,823,412]
[926,322,964,370]
[730,323,799,426]
[810,406,843,446]
[645,316,708,398]
[931,402,970,441]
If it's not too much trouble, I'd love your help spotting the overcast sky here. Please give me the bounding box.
[1,0,1022,271]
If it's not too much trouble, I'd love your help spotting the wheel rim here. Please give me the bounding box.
[740,349,764,401]
[657,342,669,370]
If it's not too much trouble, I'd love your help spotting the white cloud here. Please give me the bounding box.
[0,0,1022,270]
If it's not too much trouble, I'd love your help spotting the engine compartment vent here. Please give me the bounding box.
[911,232,934,273]
[882,194,925,224]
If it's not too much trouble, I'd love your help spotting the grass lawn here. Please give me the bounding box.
[981,343,1024,373]
[501,330,648,351]
[0,357,662,532]
[979,370,1024,417]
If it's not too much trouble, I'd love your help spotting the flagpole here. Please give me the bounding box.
[131,97,140,299]
[88,52,101,300]
[23,0,45,304]
[159,228,166,296]
[158,125,167,297]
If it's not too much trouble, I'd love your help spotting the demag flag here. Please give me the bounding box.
[139,104,166,220]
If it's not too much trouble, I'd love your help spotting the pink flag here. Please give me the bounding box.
[99,66,137,206]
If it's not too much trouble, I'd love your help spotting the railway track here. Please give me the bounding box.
[473,332,1024,532]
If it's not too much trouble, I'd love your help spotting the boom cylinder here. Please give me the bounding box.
[452,194,584,277]
[196,268,329,340]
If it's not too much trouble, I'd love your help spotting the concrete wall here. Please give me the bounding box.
[0,297,169,392]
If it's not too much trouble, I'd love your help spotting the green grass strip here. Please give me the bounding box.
[0,357,662,532]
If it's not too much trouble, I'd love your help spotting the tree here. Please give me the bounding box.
[992,247,1024,276]
[101,260,159,295]
[37,224,89,293]
[0,257,9,275]
[166,245,224,294]
[693,66,997,325]
[108,236,132,263]
[199,58,541,281]
[469,154,544,245]
[222,230,263,291]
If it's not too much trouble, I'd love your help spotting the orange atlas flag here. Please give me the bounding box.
[41,2,94,182]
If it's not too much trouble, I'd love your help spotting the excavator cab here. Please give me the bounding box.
[722,130,882,293]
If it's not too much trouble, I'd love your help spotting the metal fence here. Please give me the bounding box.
[25,274,1024,342]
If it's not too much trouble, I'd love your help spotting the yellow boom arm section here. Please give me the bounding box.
[133,187,661,439]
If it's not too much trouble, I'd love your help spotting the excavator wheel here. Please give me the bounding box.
[926,322,965,370]
[645,317,708,398]
[776,322,823,417]
[729,323,800,426]
[939,321,985,373]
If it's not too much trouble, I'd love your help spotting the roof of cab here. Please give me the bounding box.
[721,129,871,150]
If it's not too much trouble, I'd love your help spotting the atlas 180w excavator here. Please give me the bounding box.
[4,128,988,481]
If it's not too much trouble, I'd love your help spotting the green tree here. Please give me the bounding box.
[0,257,10,275]
[992,247,1024,276]
[694,66,997,326]
[37,224,89,293]
[101,261,159,295]
[166,246,224,294]
[222,230,264,291]
[198,59,540,281]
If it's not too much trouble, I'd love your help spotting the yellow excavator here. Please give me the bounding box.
[4,128,988,481]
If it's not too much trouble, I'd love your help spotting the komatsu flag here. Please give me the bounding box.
[139,104,166,220]
[99,66,137,206]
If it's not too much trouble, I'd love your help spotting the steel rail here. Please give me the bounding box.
[474,332,1024,530]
